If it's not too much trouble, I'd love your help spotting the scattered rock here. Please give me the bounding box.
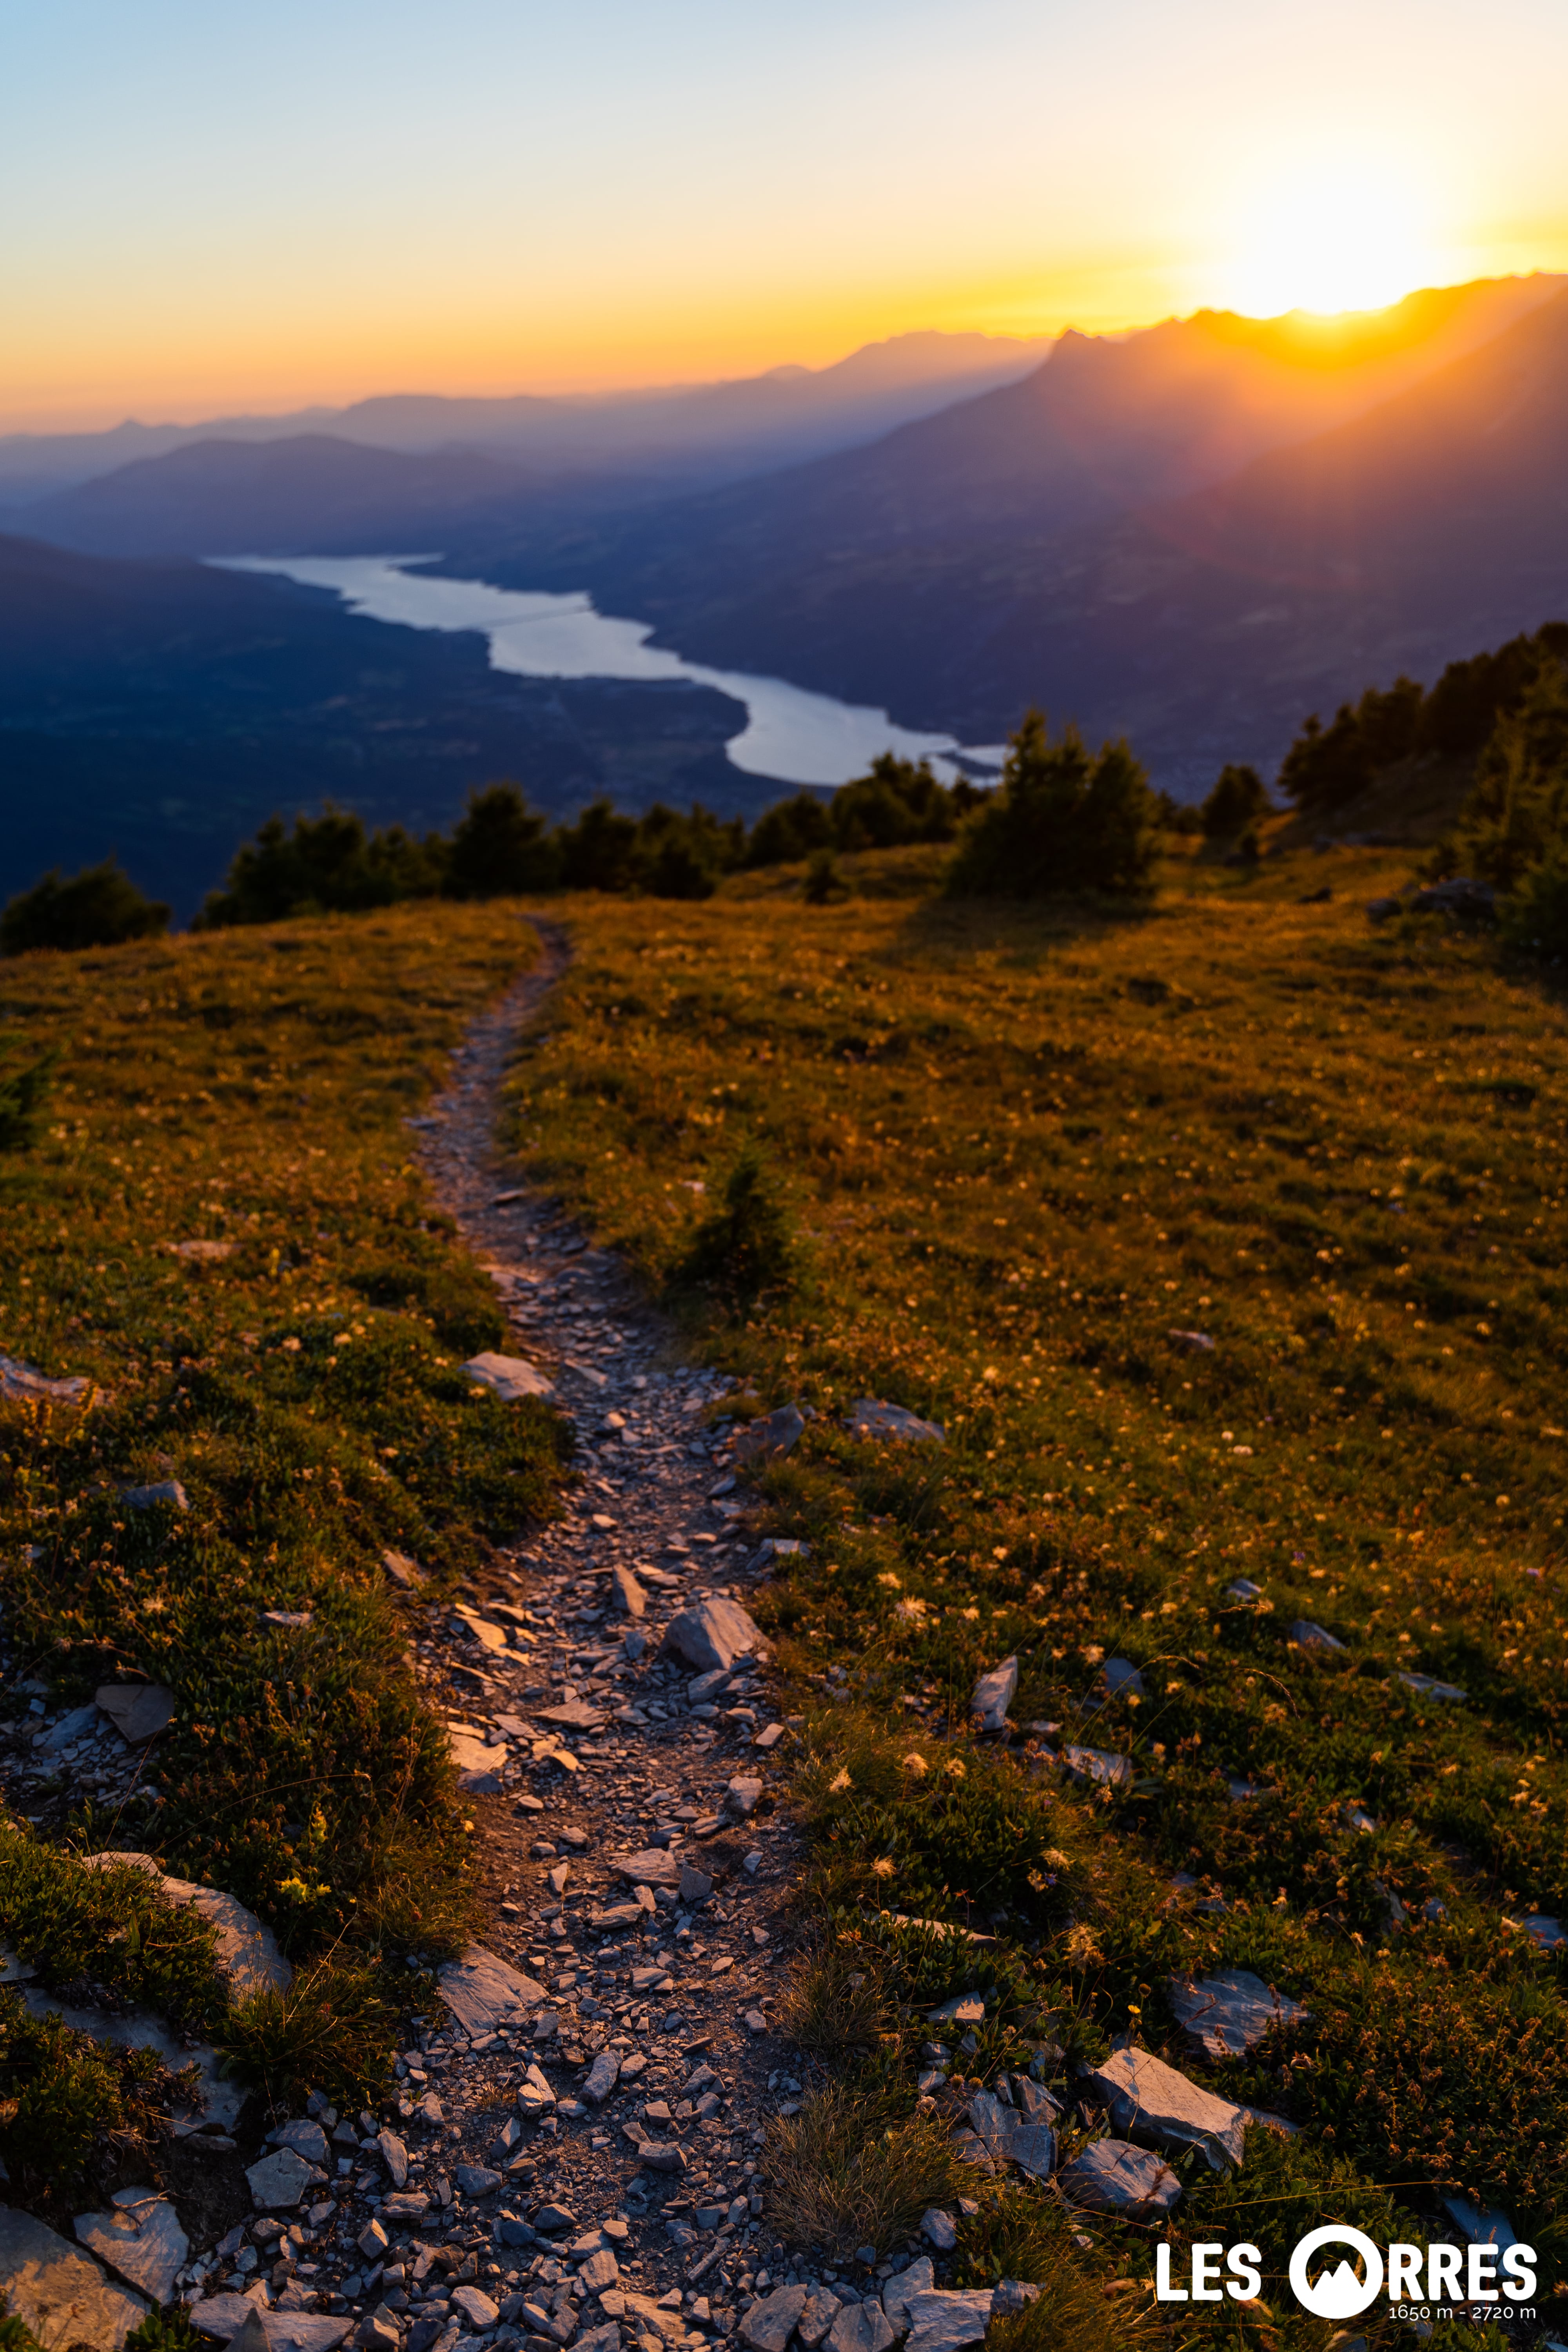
[989,2284,1042,2320]
[94,1683,176,1742]
[463,1349,555,1400]
[1397,1671,1467,1702]
[1058,2138,1181,2219]
[926,1993,984,2026]
[612,1847,683,1887]
[381,1548,425,1588]
[610,1565,646,1618]
[969,1657,1017,1733]
[272,2120,330,2165]
[1102,1657,1145,1699]
[73,2189,187,2305]
[1290,1620,1345,1653]
[453,2162,501,2197]
[827,2303,896,2352]
[375,2127,409,2187]
[660,1596,766,1672]
[1225,1579,1263,1602]
[0,1353,99,1406]
[189,2301,352,2350]
[1512,1914,1564,1951]
[1168,1969,1308,2060]
[1060,1743,1131,1789]
[904,2290,993,2352]
[579,2248,620,2294]
[246,2146,321,2210]
[171,1240,234,1263]
[732,1405,806,1464]
[843,1399,946,1445]
[919,2209,957,2251]
[1084,2046,1248,2168]
[636,2141,687,2174]
[797,2288,842,2348]
[582,2051,620,2105]
[1410,877,1496,918]
[119,1480,190,1512]
[438,1945,546,2033]
[882,2262,934,2333]
[1166,1330,1214,1354]
[740,2284,809,2349]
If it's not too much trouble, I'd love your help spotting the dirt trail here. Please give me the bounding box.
[347,923,818,2352]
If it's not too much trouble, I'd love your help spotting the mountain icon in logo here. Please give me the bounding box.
[1289,2225,1384,2318]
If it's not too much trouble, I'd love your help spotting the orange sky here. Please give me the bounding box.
[5,0,1568,428]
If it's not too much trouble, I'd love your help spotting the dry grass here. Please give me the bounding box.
[766,2080,962,2259]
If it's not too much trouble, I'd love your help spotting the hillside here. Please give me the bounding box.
[0,534,771,917]
[484,277,1568,784]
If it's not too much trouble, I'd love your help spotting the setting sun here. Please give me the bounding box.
[1223,158,1448,320]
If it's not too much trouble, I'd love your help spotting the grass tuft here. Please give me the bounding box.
[765,2080,960,2258]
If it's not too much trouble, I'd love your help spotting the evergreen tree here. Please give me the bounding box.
[444,784,559,898]
[1,858,169,955]
[946,710,1159,898]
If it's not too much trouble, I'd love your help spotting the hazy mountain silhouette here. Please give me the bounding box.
[24,435,541,558]
[0,330,1051,511]
[493,276,1567,782]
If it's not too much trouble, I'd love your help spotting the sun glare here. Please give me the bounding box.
[1224,160,1447,319]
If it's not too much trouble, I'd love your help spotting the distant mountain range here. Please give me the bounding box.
[7,279,1568,883]
[0,330,1053,510]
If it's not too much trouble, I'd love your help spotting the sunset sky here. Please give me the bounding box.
[5,0,1568,429]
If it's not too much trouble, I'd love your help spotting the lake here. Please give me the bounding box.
[220,555,1005,791]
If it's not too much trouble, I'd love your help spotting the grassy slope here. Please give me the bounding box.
[0,904,570,2201]
[498,849,1568,2319]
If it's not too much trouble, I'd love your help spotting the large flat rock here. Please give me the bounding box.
[95,1684,176,1742]
[1168,1969,1308,2060]
[844,1399,945,1445]
[0,2205,148,2348]
[438,1945,547,2033]
[19,1985,245,2135]
[1058,2137,1181,2219]
[75,2189,188,2305]
[1085,2046,1248,2168]
[83,1852,292,1998]
[462,1350,554,1401]
[903,2288,993,2352]
[189,2294,353,2348]
[611,1847,683,1888]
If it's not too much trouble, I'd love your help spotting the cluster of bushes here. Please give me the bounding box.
[1278,623,1568,816]
[0,711,1293,957]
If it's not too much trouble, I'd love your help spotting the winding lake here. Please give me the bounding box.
[220,555,1005,791]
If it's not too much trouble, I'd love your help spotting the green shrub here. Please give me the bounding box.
[1201,762,1270,840]
[124,2310,203,2352]
[678,1137,797,1304]
[0,1994,194,2198]
[198,807,446,925]
[803,848,846,904]
[744,791,834,867]
[0,858,169,954]
[444,783,560,898]
[945,710,1158,899]
[0,2297,44,2352]
[0,1044,58,1152]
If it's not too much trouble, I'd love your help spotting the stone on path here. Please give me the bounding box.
[612,1847,682,1888]
[732,1405,806,1465]
[619,2294,689,2344]
[537,1700,606,1732]
[587,1901,647,1931]
[272,2120,329,2165]
[453,1606,509,1654]
[95,1683,175,1742]
[462,1350,554,1401]
[438,1945,546,2033]
[1168,1969,1308,2060]
[903,2290,993,2352]
[740,2284,809,2350]
[451,2286,501,2330]
[453,2163,501,2197]
[636,2141,687,2174]
[1084,2046,1248,2168]
[844,1398,946,1445]
[246,2147,320,2210]
[582,2050,620,2104]
[74,2189,187,2306]
[1007,2123,1057,2180]
[970,1657,1016,1733]
[723,1775,764,1820]
[610,1565,646,1618]
[660,1596,766,1672]
[678,1862,713,1904]
[797,2288,842,2348]
[84,1853,292,1998]
[1058,2138,1181,2220]
[919,2209,957,2250]
[1290,1619,1345,1652]
[376,2127,409,2187]
[579,2249,620,2294]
